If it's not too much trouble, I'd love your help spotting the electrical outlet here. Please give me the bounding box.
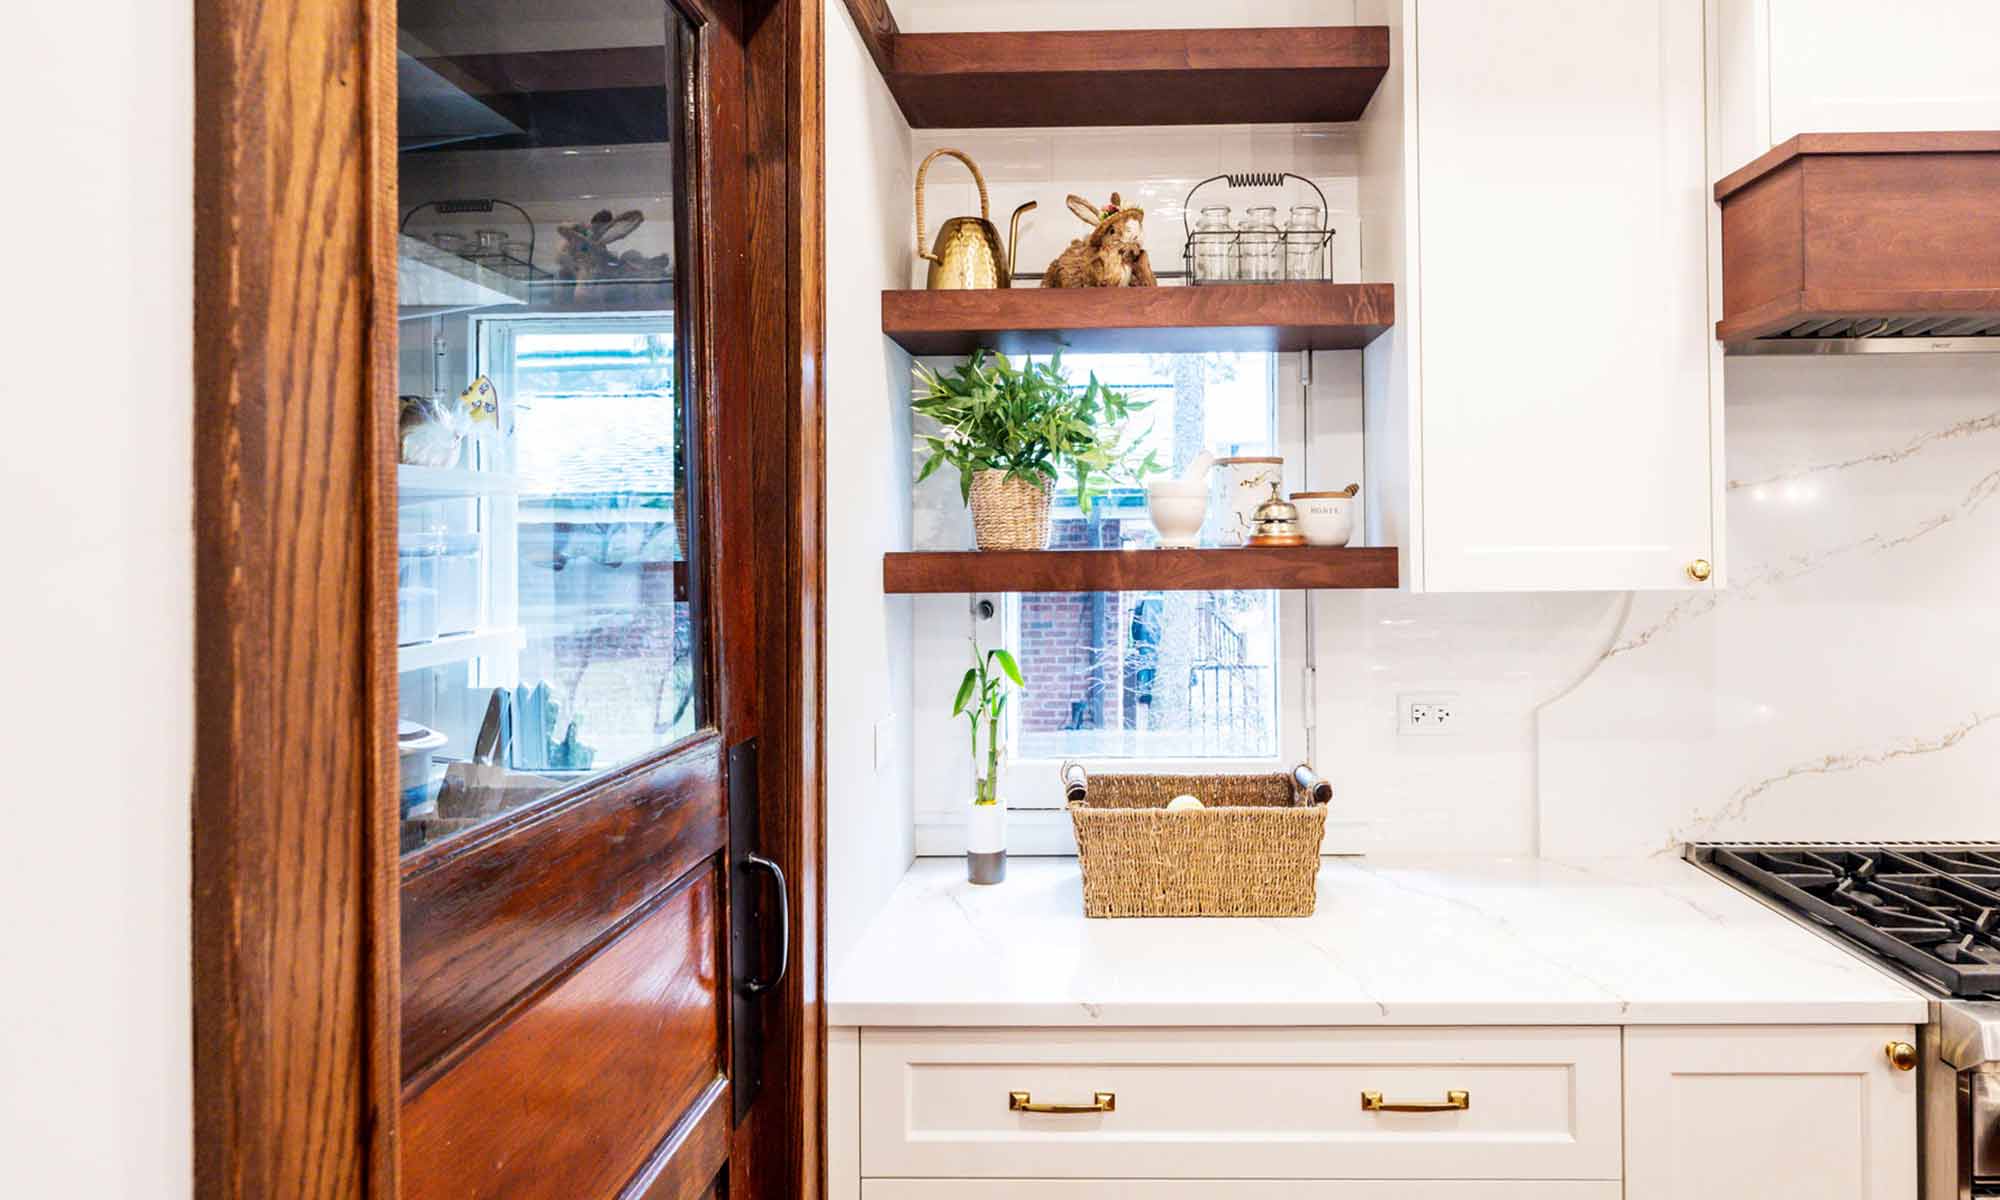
[1398,692,1461,736]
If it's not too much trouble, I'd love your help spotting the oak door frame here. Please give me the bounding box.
[189,0,826,1195]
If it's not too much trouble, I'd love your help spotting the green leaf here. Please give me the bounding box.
[992,648,1024,688]
[951,669,977,717]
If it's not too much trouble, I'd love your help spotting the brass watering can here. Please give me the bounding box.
[916,148,1035,290]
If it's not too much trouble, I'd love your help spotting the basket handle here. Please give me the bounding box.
[1060,760,1089,805]
[1293,763,1332,807]
[916,148,991,263]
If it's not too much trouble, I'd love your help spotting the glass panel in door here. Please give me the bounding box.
[392,0,701,855]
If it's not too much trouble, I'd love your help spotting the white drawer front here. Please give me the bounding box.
[860,1028,1622,1181]
[865,1183,1622,1199]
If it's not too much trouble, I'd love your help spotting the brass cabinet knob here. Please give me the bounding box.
[1686,558,1713,582]
[1886,1041,1918,1072]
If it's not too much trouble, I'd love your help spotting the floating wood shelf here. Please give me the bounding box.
[878,26,1390,128]
[1716,132,2000,345]
[882,547,1400,595]
[882,283,1394,356]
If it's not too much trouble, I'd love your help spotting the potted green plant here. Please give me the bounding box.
[953,636,1025,884]
[913,350,1161,550]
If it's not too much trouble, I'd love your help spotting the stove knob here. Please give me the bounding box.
[1885,1041,1918,1072]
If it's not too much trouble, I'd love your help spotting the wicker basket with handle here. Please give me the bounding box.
[1062,762,1332,917]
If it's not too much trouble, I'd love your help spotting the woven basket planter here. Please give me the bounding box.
[969,469,1052,551]
[1065,765,1331,918]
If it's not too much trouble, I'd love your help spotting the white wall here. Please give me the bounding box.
[825,0,920,973]
[0,0,193,1195]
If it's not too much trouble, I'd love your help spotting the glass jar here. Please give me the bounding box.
[1191,205,1234,283]
[1236,205,1281,282]
[1284,204,1326,281]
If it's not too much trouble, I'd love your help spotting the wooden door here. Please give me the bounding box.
[191,0,821,1193]
[1625,1026,1919,1200]
[390,1,779,1196]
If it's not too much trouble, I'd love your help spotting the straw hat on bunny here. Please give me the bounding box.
[1041,193,1158,288]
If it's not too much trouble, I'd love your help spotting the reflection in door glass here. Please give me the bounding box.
[393,0,700,855]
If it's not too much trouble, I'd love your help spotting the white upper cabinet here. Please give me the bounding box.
[1718,0,2000,172]
[1358,0,1723,593]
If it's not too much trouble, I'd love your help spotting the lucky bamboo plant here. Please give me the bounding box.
[953,637,1025,806]
[912,350,1161,515]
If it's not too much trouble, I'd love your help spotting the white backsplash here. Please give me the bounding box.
[1541,354,2000,856]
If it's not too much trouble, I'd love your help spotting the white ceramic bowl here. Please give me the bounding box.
[1146,480,1209,548]
[1292,491,1356,547]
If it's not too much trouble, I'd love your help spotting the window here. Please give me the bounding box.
[1006,352,1284,762]
[912,350,1310,853]
[399,313,696,850]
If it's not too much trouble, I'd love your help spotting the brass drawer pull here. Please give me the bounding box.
[1009,1090,1116,1115]
[1361,1089,1470,1113]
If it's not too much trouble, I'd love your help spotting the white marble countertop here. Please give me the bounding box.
[827,856,1927,1027]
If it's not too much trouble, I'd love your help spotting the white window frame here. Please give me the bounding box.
[472,310,677,695]
[912,352,1317,857]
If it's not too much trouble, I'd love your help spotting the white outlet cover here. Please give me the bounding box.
[1397,692,1461,737]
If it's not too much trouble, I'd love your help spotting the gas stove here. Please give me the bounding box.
[1691,843,2000,1199]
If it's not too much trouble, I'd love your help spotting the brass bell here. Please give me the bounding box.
[1246,483,1307,547]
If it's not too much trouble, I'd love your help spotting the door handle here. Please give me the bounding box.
[1361,1089,1470,1113]
[741,853,789,995]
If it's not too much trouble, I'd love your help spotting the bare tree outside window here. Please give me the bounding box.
[1008,352,1280,762]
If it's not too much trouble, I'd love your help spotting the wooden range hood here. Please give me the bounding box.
[1716,132,2000,350]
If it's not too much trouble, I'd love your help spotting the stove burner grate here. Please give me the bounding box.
[1703,844,2000,997]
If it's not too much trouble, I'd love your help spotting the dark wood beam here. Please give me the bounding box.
[839,0,899,83]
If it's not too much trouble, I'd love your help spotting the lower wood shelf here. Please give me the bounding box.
[882,547,1400,594]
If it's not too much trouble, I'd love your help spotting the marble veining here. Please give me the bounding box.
[1542,356,2000,856]
[1727,408,2000,492]
[1670,711,2000,851]
[827,857,1924,1028]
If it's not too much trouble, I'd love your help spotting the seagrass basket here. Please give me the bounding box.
[969,469,1052,550]
[1063,762,1331,918]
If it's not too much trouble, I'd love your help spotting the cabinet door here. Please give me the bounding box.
[1625,1026,1918,1200]
[1718,0,2000,170]
[1413,0,1719,592]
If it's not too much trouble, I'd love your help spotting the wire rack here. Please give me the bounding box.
[1181,171,1335,285]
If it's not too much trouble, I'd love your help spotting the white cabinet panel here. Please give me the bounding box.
[866,1184,1622,1199]
[1625,1025,1918,1200]
[1411,0,1718,592]
[860,1027,1622,1181]
[1719,0,2000,170]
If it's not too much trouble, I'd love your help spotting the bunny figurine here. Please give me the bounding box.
[1040,193,1158,289]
